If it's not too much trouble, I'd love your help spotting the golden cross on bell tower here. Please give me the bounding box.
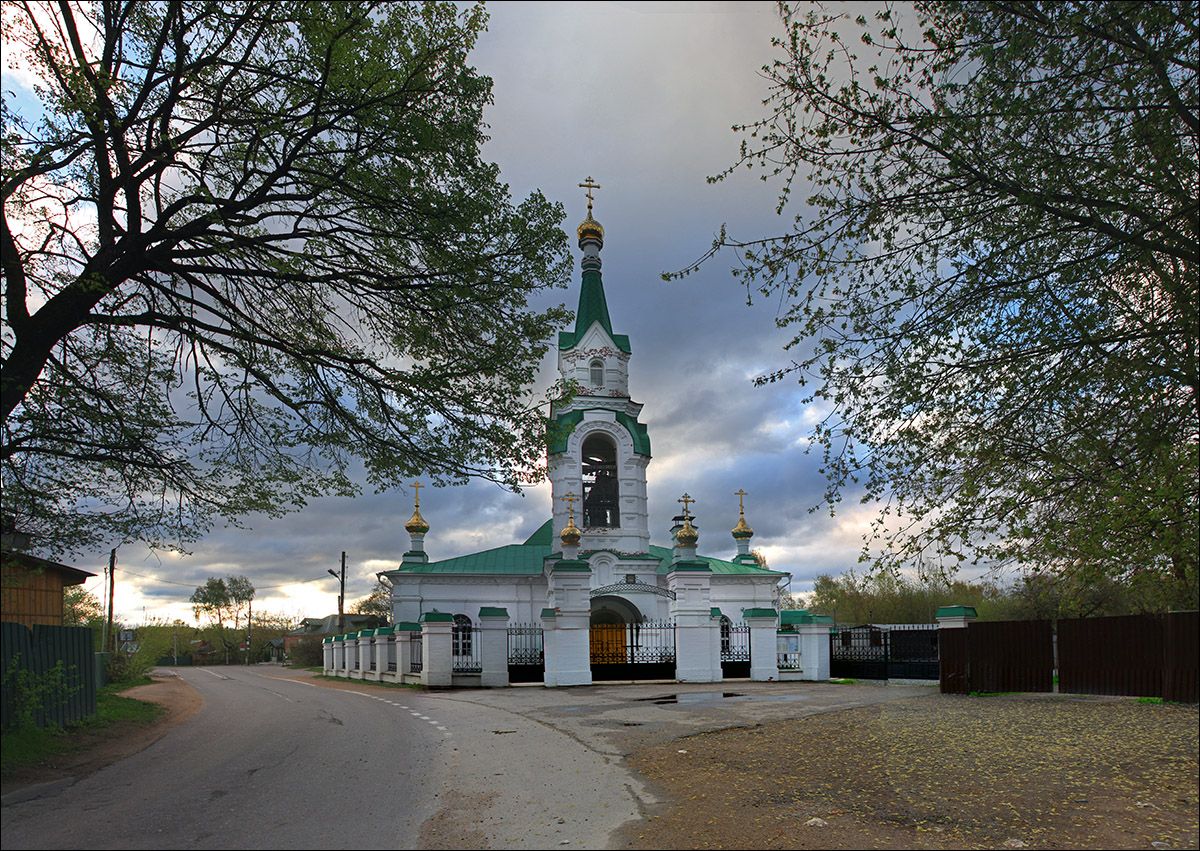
[560,491,579,524]
[678,492,695,520]
[734,488,748,514]
[579,176,601,215]
[411,480,423,508]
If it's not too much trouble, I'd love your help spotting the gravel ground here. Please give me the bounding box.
[617,693,1199,850]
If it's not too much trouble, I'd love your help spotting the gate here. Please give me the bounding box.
[830,625,889,679]
[591,620,675,680]
[888,625,939,679]
[720,620,751,678]
[507,624,544,683]
[1,622,97,729]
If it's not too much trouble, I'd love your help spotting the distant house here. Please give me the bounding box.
[283,614,384,655]
[1,519,96,628]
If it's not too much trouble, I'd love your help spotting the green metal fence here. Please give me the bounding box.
[1,621,98,728]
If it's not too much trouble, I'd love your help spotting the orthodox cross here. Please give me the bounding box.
[579,176,601,215]
[678,492,695,521]
[734,488,748,514]
[411,480,423,508]
[560,491,579,523]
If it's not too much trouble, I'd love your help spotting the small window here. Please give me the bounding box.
[590,359,605,388]
[625,573,638,585]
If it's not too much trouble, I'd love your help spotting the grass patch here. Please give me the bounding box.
[969,691,1006,697]
[1136,696,1165,704]
[829,678,857,685]
[1,683,164,777]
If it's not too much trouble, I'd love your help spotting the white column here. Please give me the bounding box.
[420,614,453,687]
[745,609,780,682]
[394,622,419,682]
[668,564,720,683]
[709,609,724,681]
[479,607,510,688]
[540,609,561,687]
[544,561,593,687]
[333,636,346,675]
[795,622,832,681]
[322,638,333,673]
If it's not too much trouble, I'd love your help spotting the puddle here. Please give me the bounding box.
[635,691,746,705]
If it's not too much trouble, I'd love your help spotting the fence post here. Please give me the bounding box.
[322,636,333,673]
[544,560,593,687]
[709,608,725,681]
[333,635,346,675]
[478,607,510,688]
[420,612,453,687]
[744,608,780,681]
[668,562,720,682]
[795,618,834,680]
[392,622,419,681]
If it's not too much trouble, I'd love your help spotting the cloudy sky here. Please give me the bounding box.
[14,1,890,625]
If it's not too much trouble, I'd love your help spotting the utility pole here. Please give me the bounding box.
[327,552,346,635]
[105,548,116,654]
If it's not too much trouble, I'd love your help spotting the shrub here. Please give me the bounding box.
[288,638,324,667]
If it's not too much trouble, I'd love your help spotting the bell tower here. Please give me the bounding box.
[548,179,652,555]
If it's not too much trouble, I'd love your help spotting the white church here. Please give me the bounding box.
[321,184,834,686]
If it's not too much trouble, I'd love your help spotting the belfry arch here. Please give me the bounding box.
[581,433,620,528]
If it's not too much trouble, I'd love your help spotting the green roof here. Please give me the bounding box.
[936,605,978,619]
[390,519,786,578]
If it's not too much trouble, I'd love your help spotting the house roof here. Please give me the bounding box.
[387,520,785,578]
[0,550,95,586]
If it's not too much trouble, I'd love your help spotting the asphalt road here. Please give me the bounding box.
[0,667,644,850]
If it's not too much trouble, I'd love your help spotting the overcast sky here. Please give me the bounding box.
[20,1,898,625]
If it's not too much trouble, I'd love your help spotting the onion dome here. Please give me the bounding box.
[675,517,699,548]
[560,515,582,548]
[405,483,429,534]
[577,214,604,248]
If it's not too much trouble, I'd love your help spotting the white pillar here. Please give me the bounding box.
[795,621,833,681]
[333,636,346,675]
[479,607,510,688]
[709,608,725,681]
[322,637,333,673]
[668,564,720,683]
[420,613,453,687]
[543,561,593,687]
[540,608,561,687]
[745,609,780,682]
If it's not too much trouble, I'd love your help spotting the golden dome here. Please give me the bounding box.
[405,481,429,534]
[405,507,429,535]
[675,518,698,547]
[560,516,582,548]
[577,214,604,245]
[732,513,754,540]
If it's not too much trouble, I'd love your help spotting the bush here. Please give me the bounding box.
[288,638,324,667]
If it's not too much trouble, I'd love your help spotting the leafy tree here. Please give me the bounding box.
[680,2,1197,592]
[1,1,571,558]
[350,579,392,623]
[62,585,102,627]
[190,574,254,663]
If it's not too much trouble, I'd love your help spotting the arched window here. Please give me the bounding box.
[452,614,473,657]
[582,434,620,528]
[589,359,605,388]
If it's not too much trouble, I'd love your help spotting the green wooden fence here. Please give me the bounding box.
[1,621,98,728]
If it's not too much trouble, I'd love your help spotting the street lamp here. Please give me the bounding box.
[328,551,346,634]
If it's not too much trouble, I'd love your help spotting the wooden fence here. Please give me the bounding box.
[1,621,98,728]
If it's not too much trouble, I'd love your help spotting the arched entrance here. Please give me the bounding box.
[589,596,675,681]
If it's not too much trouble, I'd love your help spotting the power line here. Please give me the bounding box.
[115,567,335,590]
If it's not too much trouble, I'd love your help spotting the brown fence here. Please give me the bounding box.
[940,612,1198,702]
[968,619,1054,693]
[1163,611,1198,703]
[1058,614,1163,697]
